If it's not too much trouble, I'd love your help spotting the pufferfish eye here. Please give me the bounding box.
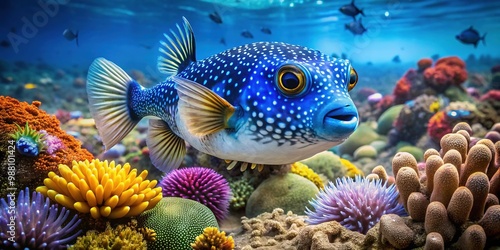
[348,66,358,91]
[276,64,308,96]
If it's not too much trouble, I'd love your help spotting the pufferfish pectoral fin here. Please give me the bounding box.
[146,119,186,173]
[173,76,236,136]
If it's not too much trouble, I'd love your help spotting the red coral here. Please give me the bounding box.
[427,111,453,143]
[480,90,500,101]
[0,96,93,197]
[54,109,71,124]
[423,56,468,91]
[376,95,395,114]
[417,58,433,72]
[393,77,412,104]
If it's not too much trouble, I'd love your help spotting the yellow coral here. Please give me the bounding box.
[36,159,162,219]
[291,162,324,189]
[191,227,234,250]
[340,158,364,177]
[69,222,147,250]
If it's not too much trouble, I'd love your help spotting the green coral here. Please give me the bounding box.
[69,222,147,250]
[137,197,218,250]
[353,145,378,160]
[245,173,319,217]
[377,104,404,135]
[397,145,424,162]
[291,162,324,189]
[229,178,255,210]
[336,123,382,156]
[300,151,346,181]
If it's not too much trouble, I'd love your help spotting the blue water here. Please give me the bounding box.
[0,0,499,74]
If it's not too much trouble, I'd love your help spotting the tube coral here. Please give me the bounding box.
[430,163,459,207]
[36,159,162,219]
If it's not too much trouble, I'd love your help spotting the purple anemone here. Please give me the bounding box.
[0,187,81,249]
[306,176,407,234]
[160,167,231,222]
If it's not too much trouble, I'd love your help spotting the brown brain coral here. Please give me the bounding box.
[0,96,93,197]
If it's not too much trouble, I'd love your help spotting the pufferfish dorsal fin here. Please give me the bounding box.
[146,119,186,173]
[158,17,196,75]
[173,76,236,136]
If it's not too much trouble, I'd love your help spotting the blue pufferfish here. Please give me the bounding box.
[86,17,359,173]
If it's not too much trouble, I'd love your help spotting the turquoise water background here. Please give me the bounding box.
[1,0,499,77]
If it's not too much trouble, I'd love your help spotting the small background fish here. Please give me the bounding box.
[456,26,486,48]
[63,29,79,46]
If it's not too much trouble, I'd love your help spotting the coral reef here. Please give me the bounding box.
[69,222,147,250]
[340,158,365,177]
[290,162,324,189]
[233,208,379,249]
[379,214,415,249]
[306,176,406,234]
[427,110,454,143]
[336,123,382,156]
[228,177,254,211]
[137,197,219,250]
[392,94,440,144]
[299,151,347,181]
[417,58,433,72]
[376,104,404,135]
[36,159,162,219]
[39,129,65,155]
[353,145,378,160]
[423,56,468,93]
[160,167,231,222]
[234,208,307,248]
[245,173,319,218]
[393,73,413,104]
[0,187,81,249]
[0,96,93,198]
[388,122,500,248]
[190,227,234,250]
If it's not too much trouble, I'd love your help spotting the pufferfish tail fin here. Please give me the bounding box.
[158,17,196,75]
[86,58,142,150]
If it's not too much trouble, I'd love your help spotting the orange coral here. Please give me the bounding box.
[375,95,395,114]
[417,58,433,72]
[423,56,468,91]
[0,96,93,197]
[393,77,412,104]
[480,90,500,102]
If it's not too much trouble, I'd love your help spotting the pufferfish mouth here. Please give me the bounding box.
[317,105,359,141]
[325,109,358,122]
